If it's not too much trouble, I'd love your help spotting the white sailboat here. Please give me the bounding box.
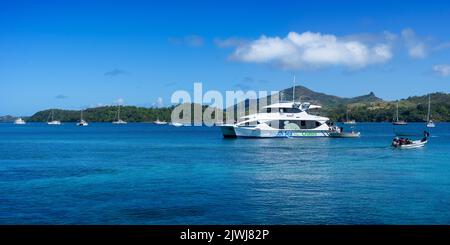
[14,118,26,125]
[392,101,407,125]
[343,109,356,124]
[112,106,127,124]
[47,110,61,125]
[154,118,168,125]
[426,95,435,128]
[77,109,88,126]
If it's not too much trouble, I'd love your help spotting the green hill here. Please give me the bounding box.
[23,88,450,123]
[27,104,218,123]
[237,86,449,122]
[28,106,173,123]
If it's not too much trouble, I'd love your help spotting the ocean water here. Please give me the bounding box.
[0,122,449,224]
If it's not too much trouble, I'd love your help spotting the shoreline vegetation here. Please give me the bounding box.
[2,86,449,123]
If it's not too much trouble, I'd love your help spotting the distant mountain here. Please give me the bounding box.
[347,92,382,104]
[235,86,448,122]
[0,115,17,122]
[276,86,383,107]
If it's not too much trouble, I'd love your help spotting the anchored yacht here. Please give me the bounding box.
[112,106,127,124]
[47,110,61,125]
[77,110,89,126]
[154,118,168,125]
[426,95,435,128]
[343,110,356,124]
[392,102,407,125]
[220,101,343,138]
[14,118,26,125]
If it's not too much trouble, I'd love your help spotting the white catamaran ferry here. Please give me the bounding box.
[220,101,346,138]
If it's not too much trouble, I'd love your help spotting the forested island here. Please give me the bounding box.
[3,86,449,123]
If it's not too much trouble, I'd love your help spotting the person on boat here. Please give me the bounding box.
[392,137,400,147]
[393,137,411,147]
[422,131,430,142]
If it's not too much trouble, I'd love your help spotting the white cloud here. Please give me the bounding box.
[156,97,164,107]
[115,98,125,105]
[401,28,427,58]
[169,35,204,47]
[214,37,247,48]
[433,64,450,76]
[434,42,450,51]
[105,68,128,76]
[230,31,393,70]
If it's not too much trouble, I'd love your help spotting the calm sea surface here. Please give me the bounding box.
[0,122,449,224]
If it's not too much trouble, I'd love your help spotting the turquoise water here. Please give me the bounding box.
[0,122,449,224]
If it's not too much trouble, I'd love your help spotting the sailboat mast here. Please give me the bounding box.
[118,106,121,120]
[427,95,431,122]
[51,109,54,121]
[396,102,399,122]
[292,75,296,102]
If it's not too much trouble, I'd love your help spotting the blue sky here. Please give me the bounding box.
[1,0,450,115]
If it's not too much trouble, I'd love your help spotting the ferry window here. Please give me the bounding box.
[279,108,284,113]
[280,120,301,130]
[315,121,321,127]
[267,120,281,129]
[306,120,317,129]
[266,108,271,113]
[300,121,306,127]
[283,108,301,113]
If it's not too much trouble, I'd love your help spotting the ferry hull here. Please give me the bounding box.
[223,126,331,138]
[220,125,237,138]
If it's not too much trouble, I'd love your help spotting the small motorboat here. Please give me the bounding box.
[392,131,429,149]
[392,138,427,149]
[330,131,361,138]
[329,125,361,138]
